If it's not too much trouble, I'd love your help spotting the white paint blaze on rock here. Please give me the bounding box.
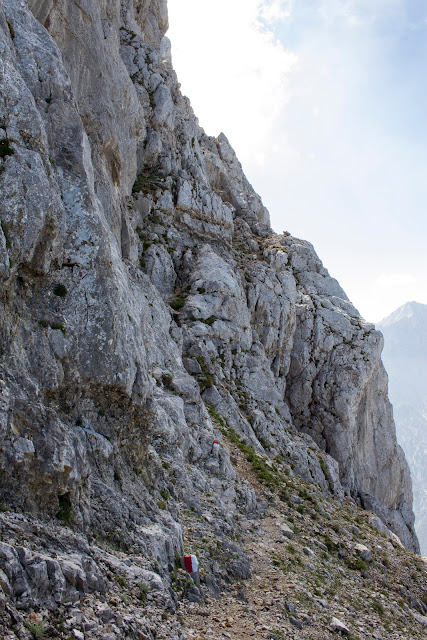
[183,555,199,574]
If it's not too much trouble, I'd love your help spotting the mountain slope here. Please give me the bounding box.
[0,1,423,638]
[379,301,427,554]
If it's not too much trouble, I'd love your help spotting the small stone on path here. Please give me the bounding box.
[330,616,350,635]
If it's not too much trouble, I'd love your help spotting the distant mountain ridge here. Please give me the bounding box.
[379,301,427,554]
[380,301,427,328]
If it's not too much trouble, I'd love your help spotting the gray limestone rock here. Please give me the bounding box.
[0,541,104,609]
[354,543,372,563]
[330,616,350,634]
[279,523,294,539]
[0,0,420,614]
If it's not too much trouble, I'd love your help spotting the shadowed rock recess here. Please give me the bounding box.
[0,1,423,638]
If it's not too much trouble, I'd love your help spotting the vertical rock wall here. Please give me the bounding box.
[0,0,418,572]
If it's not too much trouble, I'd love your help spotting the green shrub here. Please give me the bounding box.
[162,372,173,387]
[198,373,214,391]
[132,172,165,195]
[323,535,335,552]
[53,283,67,297]
[24,621,46,638]
[39,319,48,328]
[56,495,72,523]
[170,294,188,310]
[346,557,366,572]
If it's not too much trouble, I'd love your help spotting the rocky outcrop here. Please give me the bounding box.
[0,0,419,614]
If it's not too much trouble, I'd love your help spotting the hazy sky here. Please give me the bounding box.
[167,0,427,323]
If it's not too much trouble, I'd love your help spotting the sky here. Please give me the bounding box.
[167,0,427,324]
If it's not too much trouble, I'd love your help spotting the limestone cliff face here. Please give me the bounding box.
[0,0,418,607]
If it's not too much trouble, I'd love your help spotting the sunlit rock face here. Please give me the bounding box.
[379,301,427,554]
[0,0,418,609]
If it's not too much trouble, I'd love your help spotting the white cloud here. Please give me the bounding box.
[375,273,418,288]
[260,0,293,24]
[167,0,297,163]
[317,0,405,30]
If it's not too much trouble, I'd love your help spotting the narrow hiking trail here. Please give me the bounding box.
[178,438,427,640]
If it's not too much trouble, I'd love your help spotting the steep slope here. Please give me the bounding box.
[1,446,427,639]
[379,301,427,554]
[0,0,422,636]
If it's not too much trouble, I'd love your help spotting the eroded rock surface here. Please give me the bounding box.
[0,0,419,621]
